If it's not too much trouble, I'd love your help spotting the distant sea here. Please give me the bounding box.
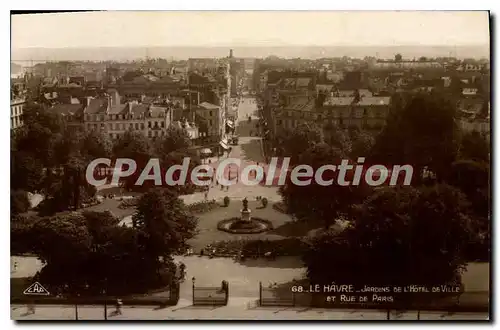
[11,45,490,62]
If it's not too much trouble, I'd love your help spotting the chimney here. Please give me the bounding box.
[84,96,92,108]
[109,89,120,106]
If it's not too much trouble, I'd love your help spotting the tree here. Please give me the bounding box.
[81,130,113,160]
[348,129,376,159]
[395,53,403,62]
[15,210,178,296]
[154,126,192,157]
[447,159,490,219]
[279,143,371,229]
[11,190,31,215]
[323,124,352,155]
[276,123,322,165]
[30,212,92,266]
[11,151,44,192]
[132,188,198,258]
[459,131,490,163]
[113,131,154,190]
[371,94,460,182]
[304,184,474,293]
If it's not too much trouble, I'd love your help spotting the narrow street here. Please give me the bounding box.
[180,96,280,204]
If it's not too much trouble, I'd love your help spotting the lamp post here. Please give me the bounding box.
[75,293,80,320]
[192,277,196,304]
[103,287,107,321]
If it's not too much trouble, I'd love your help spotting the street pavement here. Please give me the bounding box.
[11,302,489,320]
[180,96,281,205]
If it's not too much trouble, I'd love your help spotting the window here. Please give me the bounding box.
[161,121,165,128]
[108,123,113,130]
[93,124,98,130]
[109,133,113,139]
[154,121,159,128]
[141,123,145,130]
[210,111,213,117]
[277,119,282,125]
[130,123,133,129]
[148,122,152,128]
[135,123,139,130]
[209,119,213,126]
[148,131,152,137]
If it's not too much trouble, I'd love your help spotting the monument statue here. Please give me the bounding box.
[240,197,251,222]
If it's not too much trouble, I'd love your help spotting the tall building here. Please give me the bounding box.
[10,81,26,130]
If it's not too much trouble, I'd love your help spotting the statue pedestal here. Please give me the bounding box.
[240,209,252,222]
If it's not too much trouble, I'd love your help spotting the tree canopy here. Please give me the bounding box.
[304,184,474,291]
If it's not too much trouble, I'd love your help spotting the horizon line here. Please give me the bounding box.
[13,43,490,50]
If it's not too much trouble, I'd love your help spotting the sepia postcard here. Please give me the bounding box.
[10,11,491,321]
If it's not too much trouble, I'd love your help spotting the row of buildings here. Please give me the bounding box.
[257,57,490,147]
[11,49,242,156]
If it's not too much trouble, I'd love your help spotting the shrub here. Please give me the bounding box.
[223,196,230,207]
[11,190,30,215]
[261,198,268,208]
[118,197,139,209]
[187,200,219,214]
[207,237,307,257]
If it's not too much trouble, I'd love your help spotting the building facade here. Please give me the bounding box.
[83,95,173,140]
[10,97,25,130]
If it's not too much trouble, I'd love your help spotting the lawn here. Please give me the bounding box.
[84,198,136,219]
[188,200,304,251]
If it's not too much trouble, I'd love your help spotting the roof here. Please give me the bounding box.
[49,104,85,116]
[58,83,83,89]
[323,96,391,107]
[198,102,219,110]
[107,103,128,115]
[85,98,108,114]
[317,84,335,91]
[284,98,315,112]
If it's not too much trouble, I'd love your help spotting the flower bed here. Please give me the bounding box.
[204,237,307,257]
[272,201,288,214]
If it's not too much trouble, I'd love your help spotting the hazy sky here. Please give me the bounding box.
[12,11,489,49]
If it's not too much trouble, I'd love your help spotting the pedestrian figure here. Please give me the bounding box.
[204,190,209,200]
[115,299,123,315]
[179,263,186,282]
[27,302,35,315]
